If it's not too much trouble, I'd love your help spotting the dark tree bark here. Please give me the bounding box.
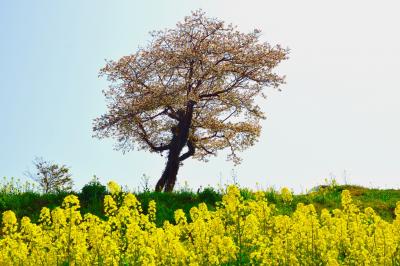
[155,102,195,192]
[155,146,181,192]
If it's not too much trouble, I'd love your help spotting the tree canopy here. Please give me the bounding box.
[93,10,288,191]
[26,157,73,193]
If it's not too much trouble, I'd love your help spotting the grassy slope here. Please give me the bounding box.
[1,185,399,226]
[282,185,400,221]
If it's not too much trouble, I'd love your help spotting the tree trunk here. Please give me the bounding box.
[155,152,181,192]
[155,102,195,192]
[155,137,182,192]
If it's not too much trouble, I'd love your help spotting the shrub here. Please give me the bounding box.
[80,176,106,217]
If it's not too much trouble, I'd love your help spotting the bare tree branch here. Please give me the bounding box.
[179,139,196,161]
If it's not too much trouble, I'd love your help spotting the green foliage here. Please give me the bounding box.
[1,177,400,225]
[197,186,222,205]
[138,190,205,227]
[240,187,256,201]
[264,187,279,204]
[80,176,107,218]
[0,191,68,223]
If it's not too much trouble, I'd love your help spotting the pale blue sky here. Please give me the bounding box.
[1,0,399,192]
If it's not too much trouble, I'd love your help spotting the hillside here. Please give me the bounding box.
[1,180,399,225]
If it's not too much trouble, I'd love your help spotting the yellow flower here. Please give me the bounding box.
[148,200,157,223]
[2,210,17,234]
[62,194,80,210]
[280,187,293,204]
[104,195,118,217]
[174,209,187,225]
[0,182,400,265]
[107,181,121,195]
[39,207,52,227]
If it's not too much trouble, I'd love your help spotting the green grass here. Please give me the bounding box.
[1,183,399,225]
[0,191,70,223]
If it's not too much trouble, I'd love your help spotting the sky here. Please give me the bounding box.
[0,0,399,193]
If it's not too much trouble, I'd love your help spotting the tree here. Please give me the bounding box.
[93,10,288,192]
[27,157,73,193]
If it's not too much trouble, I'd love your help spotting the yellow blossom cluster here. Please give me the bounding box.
[280,187,293,204]
[1,184,400,265]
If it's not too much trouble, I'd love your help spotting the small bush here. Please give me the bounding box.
[80,177,106,217]
[197,187,221,205]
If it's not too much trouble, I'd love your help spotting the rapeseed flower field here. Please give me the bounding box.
[1,181,400,265]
